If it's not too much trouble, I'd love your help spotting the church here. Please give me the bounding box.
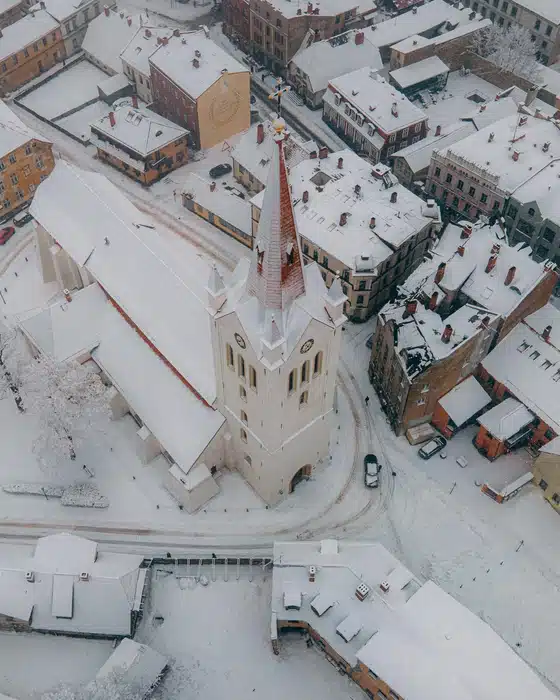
[22,119,345,511]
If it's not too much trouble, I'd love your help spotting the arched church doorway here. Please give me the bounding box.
[289,464,312,493]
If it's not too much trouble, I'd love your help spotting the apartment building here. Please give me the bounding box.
[0,0,23,31]
[251,148,441,321]
[0,10,64,94]
[460,0,560,64]
[368,220,557,434]
[223,0,359,75]
[533,437,560,514]
[82,7,141,76]
[149,30,250,150]
[120,24,174,103]
[426,108,560,222]
[89,101,189,185]
[0,99,54,219]
[323,67,428,164]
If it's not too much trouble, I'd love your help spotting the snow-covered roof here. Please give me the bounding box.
[432,17,492,45]
[94,638,167,692]
[477,397,535,441]
[389,55,449,90]
[231,119,316,188]
[0,98,49,156]
[438,376,491,427]
[510,161,560,222]
[82,9,143,74]
[33,533,98,573]
[30,161,217,405]
[391,33,432,54]
[97,72,131,95]
[253,0,357,19]
[182,173,252,234]
[0,0,22,15]
[390,122,476,174]
[90,103,188,158]
[540,435,560,456]
[514,0,560,24]
[290,29,382,95]
[0,10,59,62]
[149,30,248,100]
[326,67,427,133]
[120,24,173,77]
[481,305,560,434]
[33,0,89,21]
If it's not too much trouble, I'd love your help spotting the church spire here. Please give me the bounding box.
[248,119,306,311]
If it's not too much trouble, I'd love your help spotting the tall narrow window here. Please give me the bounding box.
[299,390,308,407]
[249,366,257,391]
[241,410,248,425]
[288,368,297,394]
[313,351,323,376]
[226,343,234,368]
[244,454,252,467]
[238,355,246,378]
[240,428,248,443]
[239,385,247,401]
[301,360,310,383]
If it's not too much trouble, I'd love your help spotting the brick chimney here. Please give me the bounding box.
[109,111,115,127]
[491,242,501,255]
[64,289,72,302]
[355,31,364,45]
[457,245,465,257]
[173,28,180,37]
[145,28,151,37]
[441,324,453,344]
[257,122,264,144]
[369,216,376,229]
[302,190,309,203]
[504,265,516,286]
[210,181,216,192]
[103,4,109,15]
[543,325,552,342]
[479,315,491,329]
[435,124,441,136]
[354,184,361,196]
[319,146,328,159]
[434,262,446,284]
[403,300,417,318]
[192,57,199,68]
[460,223,472,239]
[127,15,132,25]
[337,156,343,169]
[428,291,438,310]
[310,150,317,159]
[512,150,520,162]
[390,191,398,204]
[485,255,497,273]
[131,94,138,109]
[162,36,168,46]
[339,212,347,226]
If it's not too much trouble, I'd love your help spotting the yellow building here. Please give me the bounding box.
[0,99,54,220]
[533,437,560,512]
[90,101,189,186]
[149,30,250,151]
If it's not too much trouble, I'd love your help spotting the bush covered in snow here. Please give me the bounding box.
[60,482,109,508]
[2,483,65,497]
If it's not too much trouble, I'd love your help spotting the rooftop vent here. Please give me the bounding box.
[543,141,551,152]
[195,49,201,57]
[308,565,316,582]
[543,325,552,341]
[488,132,495,143]
[80,572,89,581]
[355,582,370,601]
[26,571,34,582]
[192,58,200,68]
[379,580,390,592]
[155,129,163,137]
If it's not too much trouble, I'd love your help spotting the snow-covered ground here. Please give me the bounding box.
[120,0,216,25]
[56,100,113,142]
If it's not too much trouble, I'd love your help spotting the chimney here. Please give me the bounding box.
[131,94,138,109]
[319,146,328,159]
[192,57,200,68]
[485,255,497,274]
[144,27,151,37]
[162,36,168,46]
[491,242,500,255]
[428,291,438,310]
[127,15,132,25]
[354,184,361,196]
[391,102,398,117]
[457,245,465,257]
[403,300,417,318]
[173,28,180,37]
[210,181,216,192]
[302,190,309,203]
[434,262,446,284]
[369,216,376,229]
[308,565,316,583]
[103,4,109,15]
[543,141,551,153]
[157,36,162,44]
[109,111,115,127]
[390,191,398,204]
[337,156,343,169]
[64,289,72,302]
[543,325,552,342]
[339,212,347,227]
[119,10,124,17]
[488,132,494,142]
[307,1,312,11]
[355,31,364,45]
[512,150,520,161]
[460,223,472,239]
[435,124,442,136]
[310,150,317,159]
[39,0,45,7]
[504,265,516,286]
[479,315,491,329]
[257,122,264,144]
[441,324,453,344]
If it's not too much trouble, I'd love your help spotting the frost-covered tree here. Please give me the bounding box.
[0,324,28,412]
[36,671,147,700]
[470,23,542,81]
[21,355,111,468]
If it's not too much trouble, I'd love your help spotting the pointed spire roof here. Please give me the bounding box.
[327,272,345,304]
[248,119,306,311]
[207,264,225,295]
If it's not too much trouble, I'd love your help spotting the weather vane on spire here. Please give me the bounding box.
[268,77,291,119]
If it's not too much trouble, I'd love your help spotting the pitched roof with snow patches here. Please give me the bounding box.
[0,9,58,61]
[82,8,145,74]
[0,98,49,155]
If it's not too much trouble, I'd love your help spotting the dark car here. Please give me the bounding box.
[0,226,15,245]
[13,210,33,227]
[364,453,380,488]
[418,436,447,460]
[209,163,232,178]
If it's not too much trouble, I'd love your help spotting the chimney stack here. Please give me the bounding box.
[391,102,398,117]
[302,190,309,203]
[192,57,199,68]
[310,150,317,159]
[461,223,472,239]
[162,36,168,45]
[109,111,115,127]
[307,1,312,11]
[369,216,376,229]
[441,324,453,344]
[512,150,520,161]
[257,122,264,144]
[491,242,501,255]
[173,28,180,37]
[308,565,316,583]
[210,181,216,192]
[354,184,361,196]
[504,265,516,286]
[131,94,138,109]
[337,156,343,169]
[488,132,494,142]
[435,124,441,136]
[479,315,491,329]
[355,31,364,45]
[339,212,347,227]
[103,4,109,15]
[390,191,398,204]
[319,146,328,159]
[457,245,465,257]
[119,10,124,17]
[64,289,72,302]
[428,291,438,310]
[145,28,151,37]
[434,262,446,284]
[485,255,497,274]
[543,325,552,342]
[127,15,132,25]
[403,300,417,318]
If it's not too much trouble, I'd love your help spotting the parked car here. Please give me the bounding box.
[364,453,380,488]
[13,210,33,227]
[418,436,447,460]
[209,163,232,178]
[0,226,15,245]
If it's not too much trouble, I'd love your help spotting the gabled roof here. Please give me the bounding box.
[82,8,144,74]
[477,397,535,441]
[0,10,59,62]
[94,639,167,692]
[0,99,49,157]
[120,24,173,76]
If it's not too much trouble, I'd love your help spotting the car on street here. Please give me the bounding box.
[364,453,380,488]
[418,435,447,460]
[0,226,15,245]
[13,210,33,227]
[209,163,232,178]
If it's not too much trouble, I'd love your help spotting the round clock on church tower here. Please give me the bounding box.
[235,333,246,349]
[300,339,314,354]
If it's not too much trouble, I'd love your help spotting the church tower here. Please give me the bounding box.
[209,120,345,505]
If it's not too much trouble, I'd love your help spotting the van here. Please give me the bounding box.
[13,210,33,227]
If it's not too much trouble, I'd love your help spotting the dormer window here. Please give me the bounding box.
[286,242,294,265]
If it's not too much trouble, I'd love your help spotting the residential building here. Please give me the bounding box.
[89,101,189,185]
[460,0,560,65]
[149,30,250,151]
[426,107,560,222]
[28,0,115,56]
[231,119,316,193]
[0,0,23,31]
[82,6,143,76]
[474,396,536,460]
[93,639,168,695]
[323,67,428,164]
[388,55,449,98]
[251,148,441,321]
[287,29,382,109]
[368,220,558,434]
[533,436,560,513]
[0,100,54,220]
[432,374,492,437]
[271,538,556,700]
[0,532,146,637]
[0,10,64,95]
[120,24,174,104]
[223,0,359,75]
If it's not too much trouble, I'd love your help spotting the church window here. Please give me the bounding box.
[249,366,257,391]
[226,344,234,368]
[241,410,248,425]
[313,351,323,376]
[288,368,297,394]
[244,454,252,467]
[299,390,308,406]
[238,355,246,378]
[241,428,248,443]
[301,360,310,383]
[240,385,247,401]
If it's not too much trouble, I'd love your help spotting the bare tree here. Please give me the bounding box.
[470,23,542,81]
[0,324,27,412]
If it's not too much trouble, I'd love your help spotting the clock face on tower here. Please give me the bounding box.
[300,339,314,354]
[235,333,246,349]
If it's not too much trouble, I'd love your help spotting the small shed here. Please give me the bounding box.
[164,463,219,514]
[389,56,449,97]
[475,398,535,461]
[432,376,491,438]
